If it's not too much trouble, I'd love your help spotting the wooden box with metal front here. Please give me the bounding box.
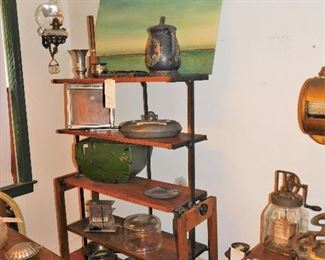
[64,83,114,129]
[298,66,325,144]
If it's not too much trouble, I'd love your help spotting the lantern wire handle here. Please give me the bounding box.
[48,44,60,74]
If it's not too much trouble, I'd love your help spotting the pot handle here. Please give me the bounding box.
[160,16,177,58]
[171,31,177,58]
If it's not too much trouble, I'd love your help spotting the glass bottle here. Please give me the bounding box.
[260,170,320,256]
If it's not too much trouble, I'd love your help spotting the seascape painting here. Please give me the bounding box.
[95,0,222,75]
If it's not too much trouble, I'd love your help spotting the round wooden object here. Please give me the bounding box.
[298,67,325,144]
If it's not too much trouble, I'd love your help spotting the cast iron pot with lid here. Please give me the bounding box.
[119,111,182,139]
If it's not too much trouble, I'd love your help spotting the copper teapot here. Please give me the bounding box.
[145,16,181,75]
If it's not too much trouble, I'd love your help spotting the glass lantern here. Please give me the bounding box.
[261,170,321,256]
[34,0,68,74]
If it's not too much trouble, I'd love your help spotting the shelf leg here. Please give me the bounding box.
[175,214,188,260]
[208,197,218,260]
[175,196,218,260]
[54,177,70,259]
[187,80,196,259]
[79,188,87,247]
[141,82,153,215]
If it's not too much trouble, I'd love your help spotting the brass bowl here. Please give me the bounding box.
[5,242,41,260]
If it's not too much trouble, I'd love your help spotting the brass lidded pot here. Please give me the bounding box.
[260,170,321,256]
[145,16,181,75]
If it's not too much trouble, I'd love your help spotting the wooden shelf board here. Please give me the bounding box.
[68,217,208,260]
[57,129,207,149]
[63,174,207,213]
[52,74,209,84]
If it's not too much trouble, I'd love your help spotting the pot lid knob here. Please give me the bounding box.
[319,66,325,78]
[159,16,166,25]
[141,111,158,121]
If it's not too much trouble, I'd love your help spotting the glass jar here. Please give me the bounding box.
[123,214,162,253]
[260,170,320,256]
[86,200,115,231]
[261,201,308,255]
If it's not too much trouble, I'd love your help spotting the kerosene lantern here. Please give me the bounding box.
[35,0,68,74]
[260,170,321,256]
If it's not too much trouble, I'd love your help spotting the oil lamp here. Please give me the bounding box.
[35,0,68,74]
[260,170,321,256]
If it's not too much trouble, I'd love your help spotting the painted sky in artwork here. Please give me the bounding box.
[96,0,222,56]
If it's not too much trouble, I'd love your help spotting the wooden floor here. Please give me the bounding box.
[69,248,84,260]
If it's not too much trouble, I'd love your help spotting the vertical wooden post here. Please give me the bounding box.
[54,177,70,259]
[208,197,218,260]
[176,214,188,260]
[175,196,218,260]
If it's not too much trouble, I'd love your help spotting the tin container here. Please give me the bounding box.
[123,214,162,253]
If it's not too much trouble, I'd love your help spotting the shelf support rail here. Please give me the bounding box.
[186,80,196,260]
[141,82,153,215]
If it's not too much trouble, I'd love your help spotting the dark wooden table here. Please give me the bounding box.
[0,228,62,259]
[244,244,292,260]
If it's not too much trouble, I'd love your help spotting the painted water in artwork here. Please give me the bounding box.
[96,0,222,75]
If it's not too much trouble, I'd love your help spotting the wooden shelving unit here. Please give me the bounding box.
[53,75,218,260]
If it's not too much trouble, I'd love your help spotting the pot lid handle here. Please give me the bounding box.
[159,16,166,25]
